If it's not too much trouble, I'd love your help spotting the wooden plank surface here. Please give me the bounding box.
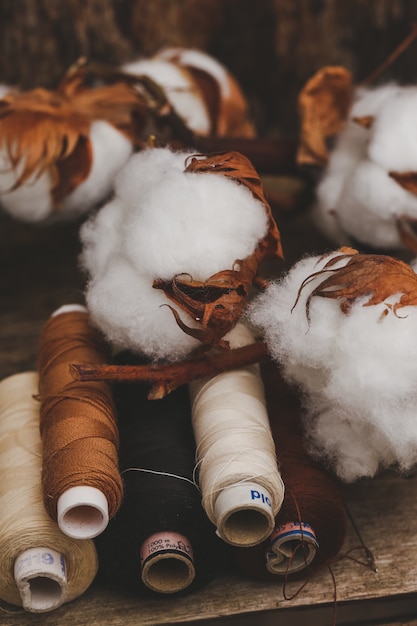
[2,209,417,625]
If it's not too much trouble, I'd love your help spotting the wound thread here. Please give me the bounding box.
[95,351,227,595]
[37,307,123,538]
[234,362,347,580]
[189,323,285,547]
[0,372,98,611]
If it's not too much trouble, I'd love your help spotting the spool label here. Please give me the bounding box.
[140,532,193,565]
[14,547,66,579]
[250,489,272,508]
[270,521,318,546]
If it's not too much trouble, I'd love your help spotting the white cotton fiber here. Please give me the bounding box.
[247,250,417,482]
[0,147,54,222]
[315,83,417,249]
[0,119,133,223]
[80,147,269,361]
[122,58,210,135]
[63,121,133,218]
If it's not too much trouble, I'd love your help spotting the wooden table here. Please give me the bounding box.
[2,206,417,626]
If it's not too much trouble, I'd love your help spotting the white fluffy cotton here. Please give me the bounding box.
[247,250,417,482]
[315,84,417,249]
[80,147,269,361]
[0,120,133,223]
[122,58,210,136]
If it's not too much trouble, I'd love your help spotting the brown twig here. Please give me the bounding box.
[360,22,417,87]
[194,136,298,175]
[70,340,270,399]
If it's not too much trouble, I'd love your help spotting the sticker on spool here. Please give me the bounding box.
[266,521,319,574]
[140,531,194,566]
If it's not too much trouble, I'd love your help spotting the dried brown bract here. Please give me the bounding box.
[0,59,196,210]
[297,66,353,167]
[0,88,92,207]
[293,247,417,321]
[153,151,283,348]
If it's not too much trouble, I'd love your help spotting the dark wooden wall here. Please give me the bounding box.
[1,0,417,136]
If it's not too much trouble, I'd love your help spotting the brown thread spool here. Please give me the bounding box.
[234,361,347,581]
[37,305,123,540]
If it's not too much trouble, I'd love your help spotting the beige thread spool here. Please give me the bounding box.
[0,371,98,612]
[189,323,284,547]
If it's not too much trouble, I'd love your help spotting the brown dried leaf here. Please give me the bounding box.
[397,215,417,255]
[294,248,417,320]
[352,115,375,129]
[389,171,417,195]
[297,66,353,167]
[153,261,255,347]
[57,60,195,148]
[0,88,92,206]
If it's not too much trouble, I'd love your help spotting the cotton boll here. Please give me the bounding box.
[122,58,210,136]
[335,160,417,249]
[119,153,268,279]
[367,86,417,172]
[158,48,232,96]
[314,83,417,250]
[79,197,124,277]
[81,147,270,361]
[0,148,54,222]
[84,257,199,360]
[247,250,417,481]
[63,121,133,218]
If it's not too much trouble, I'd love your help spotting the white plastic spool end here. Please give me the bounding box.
[57,486,109,539]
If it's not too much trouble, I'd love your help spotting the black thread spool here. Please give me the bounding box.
[95,352,229,595]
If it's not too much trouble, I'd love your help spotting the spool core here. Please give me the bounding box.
[214,482,275,547]
[14,547,67,613]
[57,486,109,539]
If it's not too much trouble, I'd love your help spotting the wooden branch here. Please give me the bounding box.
[70,340,269,399]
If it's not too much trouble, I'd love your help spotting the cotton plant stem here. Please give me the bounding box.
[70,340,269,399]
[360,22,417,87]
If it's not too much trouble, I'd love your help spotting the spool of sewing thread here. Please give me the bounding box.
[95,351,228,595]
[37,304,123,539]
[0,371,98,612]
[188,322,285,547]
[234,362,347,581]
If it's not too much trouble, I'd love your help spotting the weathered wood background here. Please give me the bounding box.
[1,0,417,136]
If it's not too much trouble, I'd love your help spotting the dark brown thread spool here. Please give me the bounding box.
[37,305,123,540]
[234,361,347,581]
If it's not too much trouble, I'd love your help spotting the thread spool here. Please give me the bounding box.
[234,362,347,580]
[37,305,123,539]
[0,372,98,612]
[95,352,227,595]
[188,323,284,547]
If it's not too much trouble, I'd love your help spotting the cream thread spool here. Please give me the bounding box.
[0,372,98,612]
[189,323,284,547]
